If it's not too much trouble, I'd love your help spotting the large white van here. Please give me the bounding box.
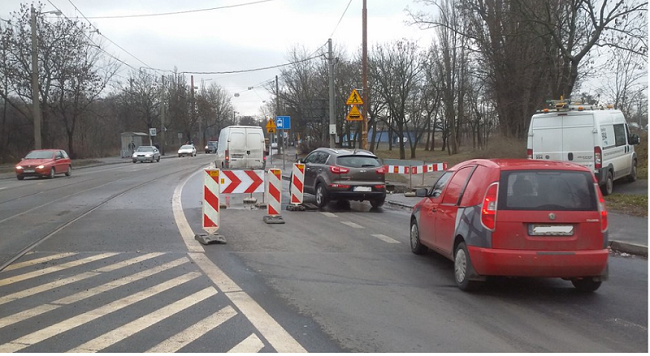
[527,101,640,195]
[215,126,266,169]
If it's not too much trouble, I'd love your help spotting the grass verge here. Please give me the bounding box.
[604,194,648,217]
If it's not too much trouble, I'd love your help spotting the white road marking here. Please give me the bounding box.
[0,305,60,329]
[371,234,400,244]
[172,173,205,253]
[0,253,119,287]
[321,212,337,218]
[341,221,364,229]
[228,334,265,353]
[53,257,190,305]
[146,306,238,353]
[69,287,218,353]
[0,272,201,353]
[227,291,307,353]
[3,252,77,271]
[94,252,166,272]
[0,272,99,306]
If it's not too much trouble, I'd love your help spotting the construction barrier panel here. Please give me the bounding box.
[290,163,305,205]
[384,162,448,189]
[202,169,221,233]
[263,169,284,224]
[219,170,265,194]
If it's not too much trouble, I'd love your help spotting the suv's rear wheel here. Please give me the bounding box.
[410,220,428,255]
[315,183,328,208]
[370,198,385,208]
[571,277,602,292]
[601,171,613,196]
[454,242,481,291]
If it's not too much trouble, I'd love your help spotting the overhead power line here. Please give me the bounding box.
[329,0,353,39]
[72,0,276,20]
[180,54,323,75]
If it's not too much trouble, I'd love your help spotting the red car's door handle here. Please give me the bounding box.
[431,208,437,212]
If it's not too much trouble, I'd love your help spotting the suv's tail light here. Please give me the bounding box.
[375,166,387,174]
[526,149,533,159]
[594,146,602,169]
[330,166,349,174]
[481,183,499,231]
[596,183,608,232]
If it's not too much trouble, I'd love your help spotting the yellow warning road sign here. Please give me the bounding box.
[346,89,363,105]
[266,118,276,133]
[346,105,363,121]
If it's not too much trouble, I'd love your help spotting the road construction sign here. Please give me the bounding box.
[266,118,276,133]
[346,105,363,121]
[346,89,363,105]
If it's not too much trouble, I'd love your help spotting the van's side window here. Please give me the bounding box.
[613,124,627,147]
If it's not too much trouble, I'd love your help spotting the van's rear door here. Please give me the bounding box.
[562,113,596,171]
[244,128,264,169]
[530,114,564,160]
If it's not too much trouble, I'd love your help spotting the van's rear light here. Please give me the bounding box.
[594,147,602,169]
[526,149,533,159]
[225,149,229,162]
[330,166,349,174]
[481,183,499,231]
[375,166,386,174]
[596,183,608,232]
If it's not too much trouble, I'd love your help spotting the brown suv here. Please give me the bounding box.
[299,148,387,208]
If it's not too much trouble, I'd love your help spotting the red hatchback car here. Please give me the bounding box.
[15,149,72,180]
[410,159,609,292]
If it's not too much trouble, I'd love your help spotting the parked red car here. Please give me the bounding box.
[410,159,609,292]
[15,149,72,180]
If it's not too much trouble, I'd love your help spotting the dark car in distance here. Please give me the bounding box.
[15,149,72,180]
[410,159,609,292]
[299,148,386,208]
[205,141,218,154]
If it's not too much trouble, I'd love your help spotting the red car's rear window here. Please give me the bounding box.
[498,170,597,211]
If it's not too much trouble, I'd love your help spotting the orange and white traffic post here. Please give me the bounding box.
[196,168,226,244]
[263,168,284,224]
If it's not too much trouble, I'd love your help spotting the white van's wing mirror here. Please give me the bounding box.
[629,134,640,145]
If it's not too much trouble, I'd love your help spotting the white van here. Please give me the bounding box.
[216,126,266,169]
[527,100,640,195]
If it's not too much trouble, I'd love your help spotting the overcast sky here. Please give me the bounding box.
[1,0,432,117]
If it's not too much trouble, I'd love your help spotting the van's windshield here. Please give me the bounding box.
[498,170,597,211]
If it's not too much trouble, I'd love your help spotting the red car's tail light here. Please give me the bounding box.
[481,183,499,231]
[596,183,608,232]
[526,149,533,159]
[330,166,349,174]
[594,146,602,169]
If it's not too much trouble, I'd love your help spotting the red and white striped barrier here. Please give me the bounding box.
[410,162,447,174]
[263,169,284,224]
[384,162,447,175]
[385,165,411,174]
[220,170,264,194]
[290,163,305,205]
[202,169,220,233]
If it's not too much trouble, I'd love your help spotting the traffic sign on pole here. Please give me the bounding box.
[346,105,363,121]
[275,116,291,130]
[346,89,363,105]
[266,118,276,133]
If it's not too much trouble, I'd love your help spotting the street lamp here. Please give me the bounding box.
[233,111,238,125]
[31,5,61,150]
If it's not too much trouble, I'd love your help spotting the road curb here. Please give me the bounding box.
[609,241,648,257]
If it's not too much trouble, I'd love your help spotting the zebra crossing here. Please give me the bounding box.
[0,251,283,352]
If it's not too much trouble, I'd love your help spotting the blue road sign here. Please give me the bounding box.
[275,116,291,130]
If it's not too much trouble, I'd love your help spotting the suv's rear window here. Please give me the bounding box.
[337,155,381,168]
[498,170,597,211]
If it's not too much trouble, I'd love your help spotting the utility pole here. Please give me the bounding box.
[30,4,41,150]
[275,75,281,155]
[160,75,165,156]
[328,38,335,148]
[361,0,369,150]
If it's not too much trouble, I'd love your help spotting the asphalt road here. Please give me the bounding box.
[0,155,646,352]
